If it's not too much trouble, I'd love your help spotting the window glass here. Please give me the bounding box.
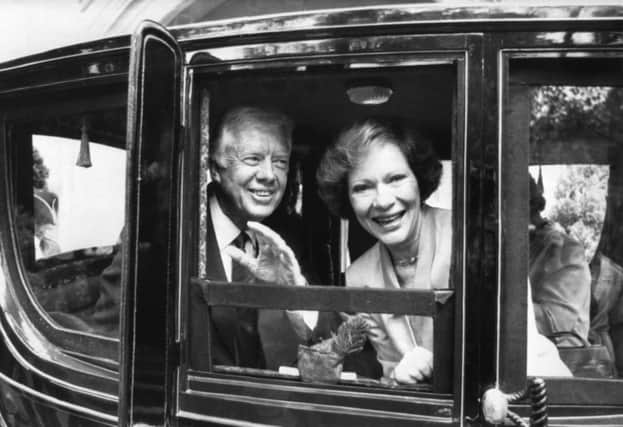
[10,106,126,340]
[32,136,125,257]
[509,61,623,379]
[528,164,608,263]
[190,62,458,391]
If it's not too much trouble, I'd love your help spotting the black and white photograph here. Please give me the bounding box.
[0,1,622,425]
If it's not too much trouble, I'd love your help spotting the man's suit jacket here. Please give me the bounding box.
[529,221,591,346]
[189,195,309,371]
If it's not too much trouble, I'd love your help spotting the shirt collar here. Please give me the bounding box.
[209,195,242,251]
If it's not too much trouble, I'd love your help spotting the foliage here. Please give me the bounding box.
[547,165,608,262]
[530,86,623,262]
[530,86,613,145]
[311,315,369,358]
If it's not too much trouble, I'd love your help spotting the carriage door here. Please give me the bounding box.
[119,20,182,426]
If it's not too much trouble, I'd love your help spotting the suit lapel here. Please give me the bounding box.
[204,193,241,364]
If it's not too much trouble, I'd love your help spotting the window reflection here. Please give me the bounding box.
[11,108,126,341]
[529,84,623,378]
[33,136,125,257]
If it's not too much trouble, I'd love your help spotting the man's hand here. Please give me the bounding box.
[391,346,433,384]
[225,221,307,287]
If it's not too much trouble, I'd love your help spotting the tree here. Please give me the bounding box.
[530,86,617,262]
[530,86,612,145]
[547,165,608,262]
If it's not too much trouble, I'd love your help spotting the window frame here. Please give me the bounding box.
[2,87,127,364]
[0,60,128,416]
[176,32,477,425]
[499,45,623,410]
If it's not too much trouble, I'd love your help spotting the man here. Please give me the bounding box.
[529,175,591,347]
[589,252,623,376]
[189,106,313,371]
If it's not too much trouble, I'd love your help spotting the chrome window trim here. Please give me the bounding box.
[187,373,454,405]
[180,390,455,424]
[0,365,117,423]
[458,49,469,427]
[185,34,477,65]
[0,47,129,75]
[171,4,623,44]
[0,73,128,96]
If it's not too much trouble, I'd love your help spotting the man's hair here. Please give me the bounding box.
[211,106,294,164]
[316,118,442,220]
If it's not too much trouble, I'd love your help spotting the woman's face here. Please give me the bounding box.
[348,141,421,252]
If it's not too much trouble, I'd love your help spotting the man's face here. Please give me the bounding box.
[212,126,290,224]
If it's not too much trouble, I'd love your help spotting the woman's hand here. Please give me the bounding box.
[391,347,433,384]
[225,221,307,287]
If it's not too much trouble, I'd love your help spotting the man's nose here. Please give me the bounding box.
[256,158,276,182]
[372,184,395,209]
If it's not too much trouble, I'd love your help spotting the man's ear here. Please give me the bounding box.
[209,158,221,183]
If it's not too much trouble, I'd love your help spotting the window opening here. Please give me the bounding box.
[508,58,623,381]
[10,105,126,344]
[189,62,459,393]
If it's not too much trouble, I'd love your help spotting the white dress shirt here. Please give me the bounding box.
[209,195,318,330]
[209,195,243,282]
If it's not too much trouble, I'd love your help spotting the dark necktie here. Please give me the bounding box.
[231,232,254,283]
[230,231,265,368]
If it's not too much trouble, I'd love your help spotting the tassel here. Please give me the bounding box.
[76,116,92,168]
[537,164,544,195]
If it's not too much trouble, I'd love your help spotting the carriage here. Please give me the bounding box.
[1,2,623,425]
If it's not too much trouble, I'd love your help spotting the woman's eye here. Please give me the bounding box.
[351,184,371,194]
[388,174,406,183]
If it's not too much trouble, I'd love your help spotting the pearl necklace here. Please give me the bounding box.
[391,214,423,269]
[394,255,418,267]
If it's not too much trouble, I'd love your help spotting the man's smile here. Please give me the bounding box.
[249,188,276,200]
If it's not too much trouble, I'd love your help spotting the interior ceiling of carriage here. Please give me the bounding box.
[206,64,455,159]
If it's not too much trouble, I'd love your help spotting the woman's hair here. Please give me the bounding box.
[316,118,442,219]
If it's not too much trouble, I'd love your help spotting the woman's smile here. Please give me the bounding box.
[372,211,405,228]
[348,141,422,252]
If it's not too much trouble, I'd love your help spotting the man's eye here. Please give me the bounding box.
[273,159,289,169]
[242,156,261,166]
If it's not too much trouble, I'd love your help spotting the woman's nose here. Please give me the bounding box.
[256,159,276,182]
[372,184,395,209]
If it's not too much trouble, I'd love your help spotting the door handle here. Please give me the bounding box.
[481,378,548,426]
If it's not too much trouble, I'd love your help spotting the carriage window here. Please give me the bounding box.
[189,61,459,393]
[508,57,623,380]
[9,105,126,340]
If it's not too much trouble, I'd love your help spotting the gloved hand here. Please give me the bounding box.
[391,346,433,384]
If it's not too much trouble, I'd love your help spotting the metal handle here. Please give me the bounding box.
[481,378,548,426]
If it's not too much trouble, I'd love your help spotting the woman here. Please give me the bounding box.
[316,118,571,384]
